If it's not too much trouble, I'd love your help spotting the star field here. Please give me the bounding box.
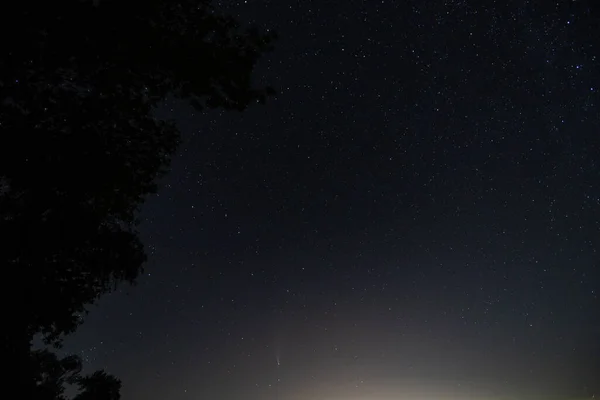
[62,1,599,399]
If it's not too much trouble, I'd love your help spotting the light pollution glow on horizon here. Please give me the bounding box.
[261,376,591,400]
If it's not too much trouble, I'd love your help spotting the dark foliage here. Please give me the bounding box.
[28,350,122,400]
[0,0,275,398]
[30,350,82,400]
[73,371,122,400]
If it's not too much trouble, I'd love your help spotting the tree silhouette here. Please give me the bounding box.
[0,0,275,398]
[30,350,82,400]
[73,371,122,400]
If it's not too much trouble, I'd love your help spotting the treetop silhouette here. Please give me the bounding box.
[1,0,276,345]
[1,0,276,398]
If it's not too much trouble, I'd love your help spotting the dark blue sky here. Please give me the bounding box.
[63,1,599,399]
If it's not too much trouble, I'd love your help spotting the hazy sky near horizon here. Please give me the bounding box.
[63,1,599,399]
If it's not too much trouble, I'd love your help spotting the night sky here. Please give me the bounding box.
[62,1,599,399]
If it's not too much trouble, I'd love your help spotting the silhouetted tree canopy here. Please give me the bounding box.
[73,371,122,400]
[30,350,82,400]
[29,350,122,400]
[0,0,275,398]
